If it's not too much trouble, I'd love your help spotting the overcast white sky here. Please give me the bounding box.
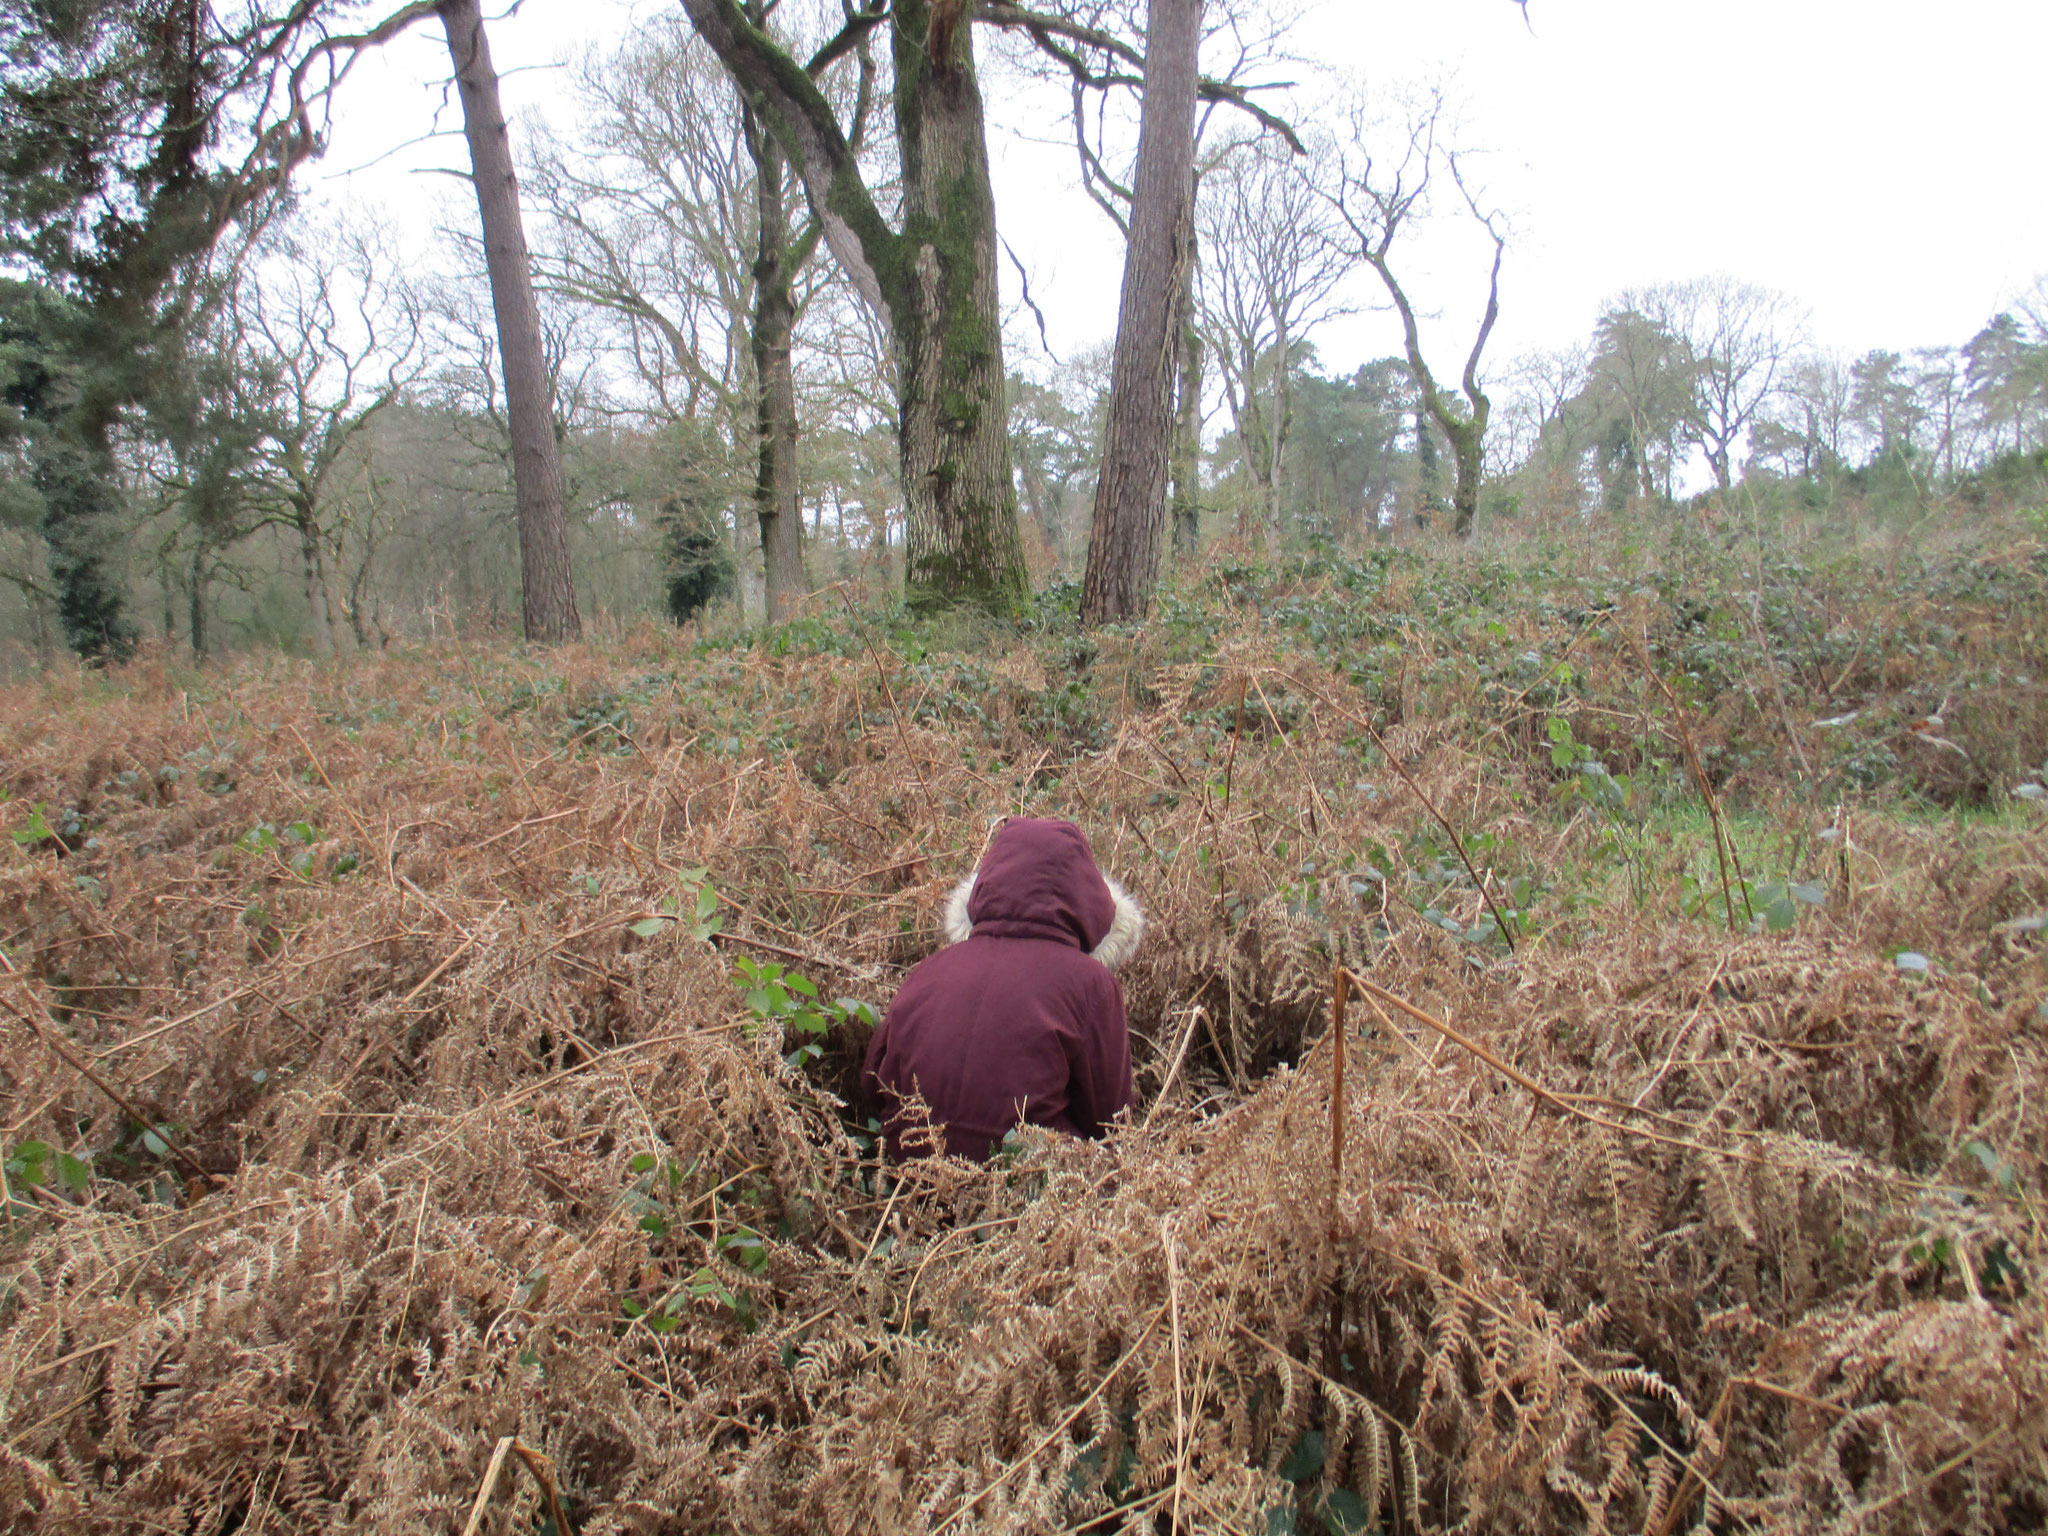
[314,0,2048,383]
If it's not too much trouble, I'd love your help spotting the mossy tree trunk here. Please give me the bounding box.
[291,493,336,658]
[33,429,139,661]
[1336,113,1504,541]
[681,0,1029,615]
[1373,255,1496,539]
[188,540,209,659]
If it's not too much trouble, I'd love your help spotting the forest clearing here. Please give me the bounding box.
[4,511,2045,1533]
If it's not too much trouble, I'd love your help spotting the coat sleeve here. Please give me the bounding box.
[1071,973,1135,1137]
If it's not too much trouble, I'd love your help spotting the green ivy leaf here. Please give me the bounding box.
[1318,1488,1373,1535]
[1277,1429,1324,1483]
[628,917,666,938]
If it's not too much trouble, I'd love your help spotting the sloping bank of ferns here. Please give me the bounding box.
[3,516,2046,1534]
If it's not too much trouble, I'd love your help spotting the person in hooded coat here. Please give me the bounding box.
[862,818,1144,1160]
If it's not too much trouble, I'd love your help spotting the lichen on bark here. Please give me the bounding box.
[684,0,1027,615]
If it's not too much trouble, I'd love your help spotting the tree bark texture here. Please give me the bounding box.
[188,543,208,659]
[1079,0,1201,624]
[746,114,807,623]
[1265,314,1291,549]
[293,499,335,658]
[886,0,1027,612]
[681,0,1028,614]
[440,0,583,642]
[1169,234,1203,561]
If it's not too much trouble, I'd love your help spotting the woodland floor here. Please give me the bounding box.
[3,510,2047,1535]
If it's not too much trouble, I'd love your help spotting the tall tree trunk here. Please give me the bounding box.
[1266,314,1290,550]
[1079,0,1202,623]
[347,573,370,648]
[682,0,1028,615]
[890,0,1027,613]
[745,113,806,624]
[1225,354,1275,542]
[1361,220,1501,539]
[188,542,207,659]
[1449,426,1483,536]
[1414,403,1440,527]
[35,429,138,662]
[1170,229,1203,561]
[439,0,582,643]
[293,500,334,657]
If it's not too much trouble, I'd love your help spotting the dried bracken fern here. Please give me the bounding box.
[1,566,2044,1534]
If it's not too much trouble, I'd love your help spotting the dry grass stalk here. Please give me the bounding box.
[458,1435,574,1536]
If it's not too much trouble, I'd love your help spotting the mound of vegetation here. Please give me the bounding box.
[3,516,2045,1535]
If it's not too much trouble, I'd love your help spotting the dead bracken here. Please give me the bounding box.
[2,527,2045,1535]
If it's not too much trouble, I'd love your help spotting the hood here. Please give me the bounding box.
[941,818,1144,969]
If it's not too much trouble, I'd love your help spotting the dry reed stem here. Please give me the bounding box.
[1163,1218,1189,1535]
[457,1435,575,1536]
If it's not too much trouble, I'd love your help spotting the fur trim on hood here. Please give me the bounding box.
[943,871,1145,970]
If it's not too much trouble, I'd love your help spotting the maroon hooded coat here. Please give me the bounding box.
[862,819,1144,1160]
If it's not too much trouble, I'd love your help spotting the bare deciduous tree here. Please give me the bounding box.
[1628,276,1805,493]
[1200,135,1354,548]
[232,224,424,656]
[1753,350,1854,483]
[1331,92,1504,539]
